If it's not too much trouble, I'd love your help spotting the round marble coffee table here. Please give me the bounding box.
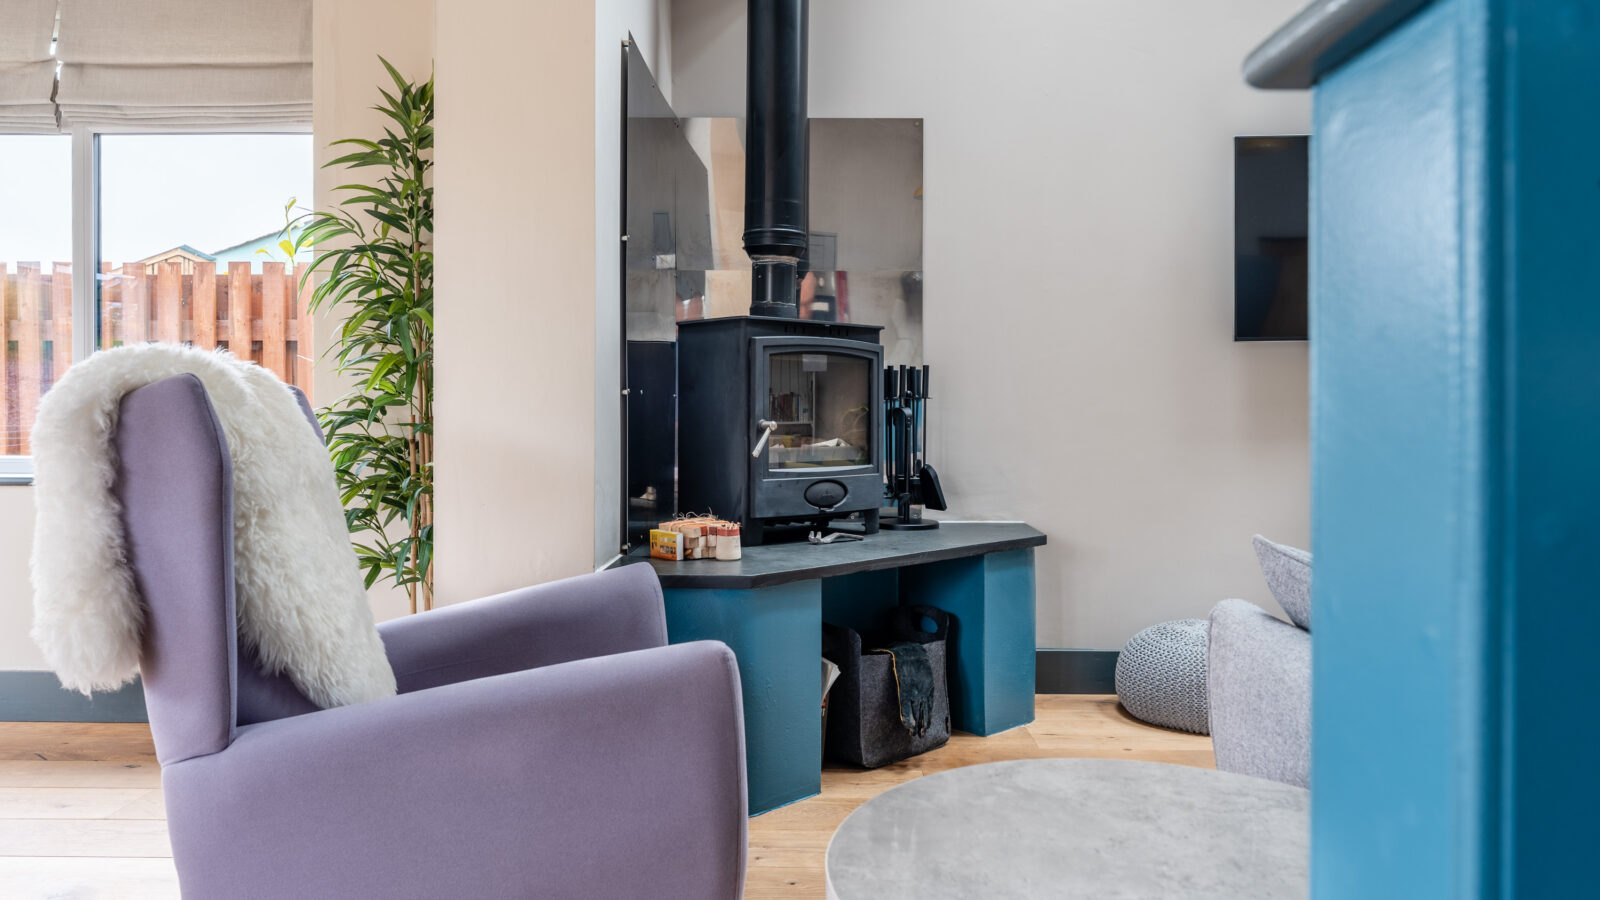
[825,759,1307,900]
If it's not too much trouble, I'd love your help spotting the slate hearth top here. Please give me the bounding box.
[616,521,1046,589]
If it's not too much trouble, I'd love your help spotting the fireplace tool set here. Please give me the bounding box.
[882,364,948,529]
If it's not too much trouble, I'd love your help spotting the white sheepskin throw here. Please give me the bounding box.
[29,344,396,708]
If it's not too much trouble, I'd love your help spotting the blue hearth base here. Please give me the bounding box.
[649,524,1042,815]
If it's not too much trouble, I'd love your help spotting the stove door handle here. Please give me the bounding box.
[751,419,778,458]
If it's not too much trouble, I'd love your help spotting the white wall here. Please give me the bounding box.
[0,489,44,669]
[672,0,1312,649]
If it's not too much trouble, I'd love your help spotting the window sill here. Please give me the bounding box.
[0,458,35,485]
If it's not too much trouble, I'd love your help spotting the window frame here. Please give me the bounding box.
[2,123,311,484]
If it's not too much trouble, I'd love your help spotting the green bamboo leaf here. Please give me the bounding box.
[366,209,411,233]
[328,137,384,151]
[296,55,433,607]
[325,151,383,169]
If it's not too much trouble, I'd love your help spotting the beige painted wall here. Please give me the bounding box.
[671,0,1313,649]
[433,0,672,597]
[433,0,602,603]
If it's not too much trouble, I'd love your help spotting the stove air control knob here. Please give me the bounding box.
[803,480,848,511]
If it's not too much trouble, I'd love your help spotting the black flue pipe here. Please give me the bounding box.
[743,0,809,318]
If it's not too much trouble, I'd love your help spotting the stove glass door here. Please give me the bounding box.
[766,351,872,470]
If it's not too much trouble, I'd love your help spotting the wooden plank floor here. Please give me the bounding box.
[0,695,1211,899]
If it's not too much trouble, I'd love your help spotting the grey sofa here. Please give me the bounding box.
[1207,600,1310,787]
[116,374,749,899]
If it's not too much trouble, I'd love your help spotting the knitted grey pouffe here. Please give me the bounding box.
[1115,618,1210,734]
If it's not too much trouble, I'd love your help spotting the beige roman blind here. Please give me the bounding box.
[0,0,59,132]
[55,0,311,129]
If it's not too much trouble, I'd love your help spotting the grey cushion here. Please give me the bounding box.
[1114,619,1210,735]
[1207,598,1311,787]
[1253,534,1312,631]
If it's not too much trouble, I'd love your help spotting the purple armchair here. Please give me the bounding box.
[115,374,748,899]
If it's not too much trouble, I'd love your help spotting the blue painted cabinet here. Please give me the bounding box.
[899,549,1036,736]
[1302,1,1600,896]
[661,546,1037,815]
[663,582,824,816]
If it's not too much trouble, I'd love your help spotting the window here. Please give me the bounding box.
[98,134,314,383]
[0,135,72,462]
[0,131,312,479]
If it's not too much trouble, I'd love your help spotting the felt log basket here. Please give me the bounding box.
[822,606,953,768]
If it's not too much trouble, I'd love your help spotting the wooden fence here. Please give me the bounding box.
[2,260,312,455]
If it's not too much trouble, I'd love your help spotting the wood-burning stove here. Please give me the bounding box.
[672,0,884,545]
[678,316,882,544]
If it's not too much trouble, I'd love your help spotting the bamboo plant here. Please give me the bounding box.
[291,58,434,612]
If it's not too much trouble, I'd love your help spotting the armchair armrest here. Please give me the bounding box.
[1207,598,1311,787]
[162,640,747,900]
[378,563,668,692]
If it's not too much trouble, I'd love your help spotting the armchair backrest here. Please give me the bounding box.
[115,374,319,765]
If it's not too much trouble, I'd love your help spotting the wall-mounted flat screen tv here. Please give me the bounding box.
[1235,135,1308,341]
